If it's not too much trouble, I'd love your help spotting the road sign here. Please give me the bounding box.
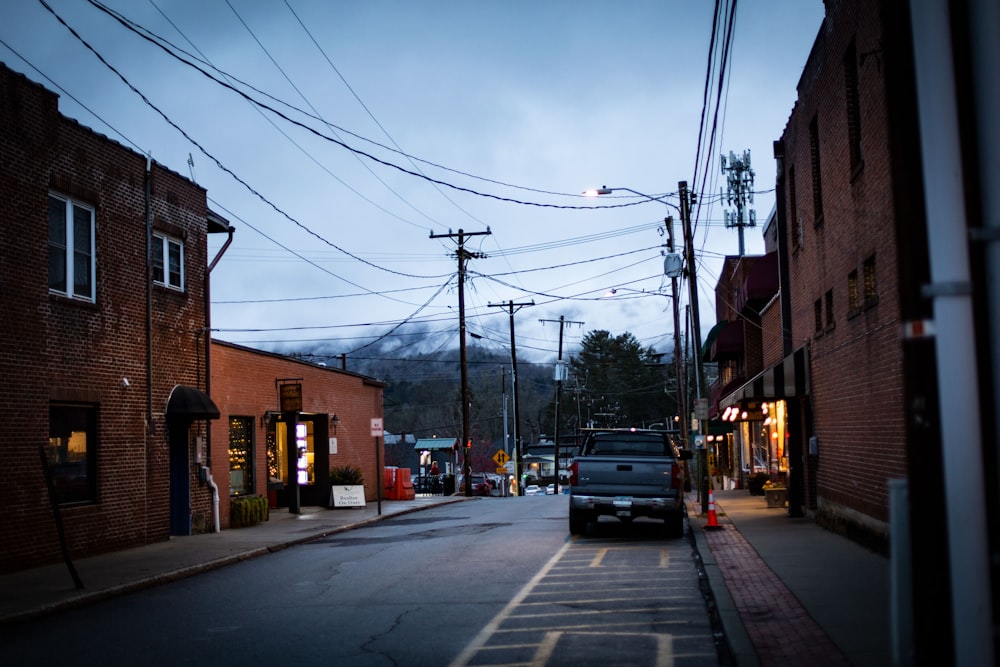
[496,466,507,475]
[493,450,510,466]
[370,418,383,437]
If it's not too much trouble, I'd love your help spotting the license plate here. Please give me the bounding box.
[616,510,632,517]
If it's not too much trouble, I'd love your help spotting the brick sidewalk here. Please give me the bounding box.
[704,524,851,667]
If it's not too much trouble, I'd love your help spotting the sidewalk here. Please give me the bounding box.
[689,489,891,667]
[2,490,891,667]
[0,495,467,626]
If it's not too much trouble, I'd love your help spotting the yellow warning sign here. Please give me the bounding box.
[492,450,510,467]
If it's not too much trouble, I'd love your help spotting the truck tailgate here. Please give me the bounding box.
[574,457,675,496]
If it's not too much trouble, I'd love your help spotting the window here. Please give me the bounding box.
[814,298,823,335]
[152,233,184,291]
[49,194,95,301]
[848,269,860,315]
[788,165,802,249]
[863,255,878,307]
[844,38,863,174]
[809,115,824,225]
[47,404,98,504]
[228,416,254,496]
[825,289,835,329]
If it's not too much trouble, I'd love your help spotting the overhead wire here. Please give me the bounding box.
[39,0,448,286]
[280,0,487,229]
[224,0,447,230]
[81,0,652,212]
[147,0,432,233]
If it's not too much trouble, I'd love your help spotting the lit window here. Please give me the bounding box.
[47,404,98,504]
[153,233,184,290]
[848,270,860,314]
[863,255,878,307]
[48,194,95,301]
[229,416,254,496]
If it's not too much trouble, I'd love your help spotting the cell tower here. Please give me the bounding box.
[721,149,756,256]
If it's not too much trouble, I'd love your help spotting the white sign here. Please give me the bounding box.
[331,485,366,508]
[370,418,383,437]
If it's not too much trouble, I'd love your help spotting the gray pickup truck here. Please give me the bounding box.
[568,428,692,537]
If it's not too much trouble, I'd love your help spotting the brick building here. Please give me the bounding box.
[0,62,227,572]
[711,0,917,548]
[713,1,1000,659]
[209,340,386,527]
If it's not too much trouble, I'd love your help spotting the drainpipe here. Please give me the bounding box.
[205,218,234,398]
[201,466,220,533]
[205,216,233,526]
[908,1,994,664]
[145,155,153,435]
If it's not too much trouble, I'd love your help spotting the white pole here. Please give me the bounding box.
[969,0,1000,500]
[908,2,995,664]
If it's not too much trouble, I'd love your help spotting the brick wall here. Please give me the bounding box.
[0,64,212,571]
[778,1,906,535]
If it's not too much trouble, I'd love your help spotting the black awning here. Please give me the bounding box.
[718,345,811,410]
[166,385,220,420]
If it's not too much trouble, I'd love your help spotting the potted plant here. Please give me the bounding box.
[329,465,366,508]
[762,479,788,508]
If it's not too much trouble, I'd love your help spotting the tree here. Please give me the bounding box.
[565,330,676,430]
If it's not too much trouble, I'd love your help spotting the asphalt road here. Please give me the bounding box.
[1,495,722,666]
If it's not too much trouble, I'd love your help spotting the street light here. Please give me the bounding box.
[586,183,709,510]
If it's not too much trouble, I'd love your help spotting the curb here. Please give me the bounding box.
[1,497,468,627]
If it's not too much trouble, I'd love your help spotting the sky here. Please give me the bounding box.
[2,0,826,367]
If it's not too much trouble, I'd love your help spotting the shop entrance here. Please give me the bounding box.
[269,414,330,507]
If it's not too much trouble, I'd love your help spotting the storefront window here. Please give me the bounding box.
[228,416,254,496]
[47,403,97,504]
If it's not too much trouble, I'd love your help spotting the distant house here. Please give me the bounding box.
[412,437,459,477]
[0,62,227,571]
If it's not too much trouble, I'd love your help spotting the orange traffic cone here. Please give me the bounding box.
[704,490,723,530]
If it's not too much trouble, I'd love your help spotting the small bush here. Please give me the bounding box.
[330,465,364,485]
[230,494,269,528]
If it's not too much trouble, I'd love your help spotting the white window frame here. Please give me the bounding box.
[48,193,96,302]
[152,232,185,291]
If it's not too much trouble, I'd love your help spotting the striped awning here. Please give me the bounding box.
[719,345,810,409]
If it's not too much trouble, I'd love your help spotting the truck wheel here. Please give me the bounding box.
[569,509,588,535]
[664,512,684,539]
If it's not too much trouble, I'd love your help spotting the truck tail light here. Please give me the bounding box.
[671,462,681,489]
[569,460,578,486]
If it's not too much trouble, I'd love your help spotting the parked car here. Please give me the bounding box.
[524,484,542,496]
[465,473,493,496]
[545,483,557,495]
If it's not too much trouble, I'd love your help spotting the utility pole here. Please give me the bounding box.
[489,299,533,495]
[664,216,689,451]
[431,228,490,496]
[720,150,756,256]
[540,315,584,488]
[679,181,709,512]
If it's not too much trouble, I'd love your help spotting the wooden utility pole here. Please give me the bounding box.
[489,299,533,494]
[431,228,490,496]
[540,315,583,488]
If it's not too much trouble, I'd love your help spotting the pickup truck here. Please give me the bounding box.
[568,428,692,537]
